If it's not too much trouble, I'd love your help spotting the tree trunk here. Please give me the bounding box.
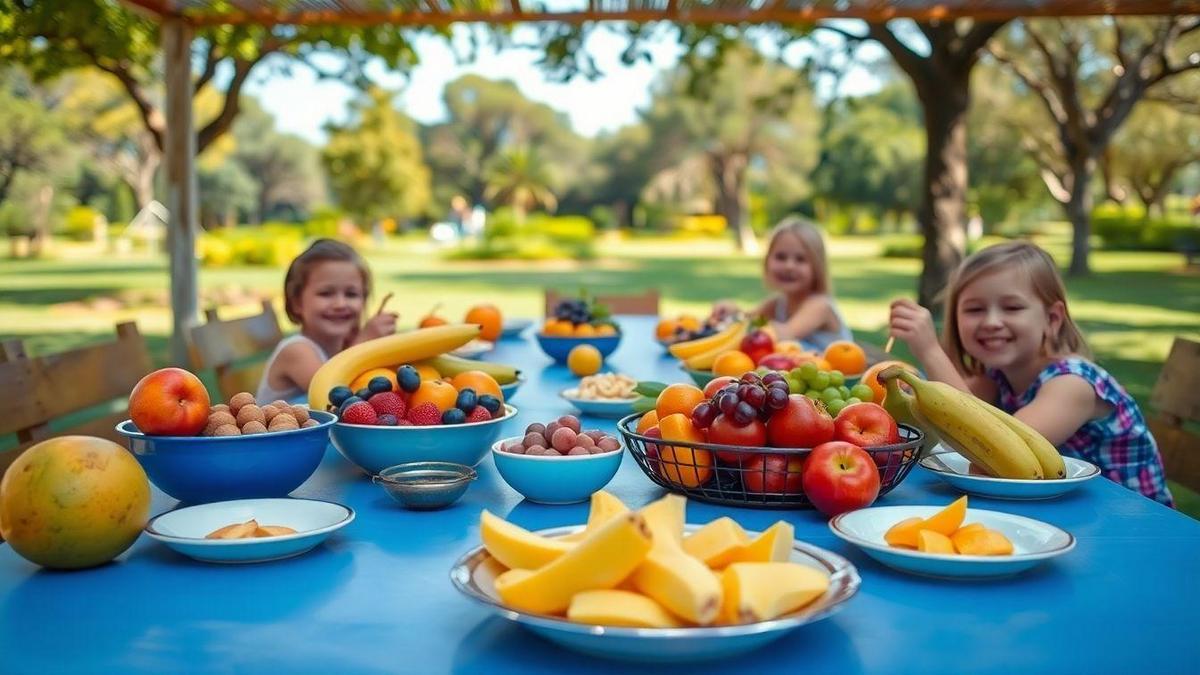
[915,77,970,307]
[1065,155,1096,276]
[711,153,757,254]
[132,151,159,211]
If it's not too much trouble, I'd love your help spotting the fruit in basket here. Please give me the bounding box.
[702,376,737,399]
[757,352,798,371]
[822,341,867,376]
[568,589,683,628]
[739,329,775,365]
[464,303,503,342]
[655,383,706,419]
[708,415,766,464]
[128,367,211,436]
[0,436,150,569]
[348,367,398,393]
[861,360,918,404]
[721,562,830,624]
[742,453,804,494]
[800,441,880,517]
[766,395,835,448]
[833,402,900,447]
[567,344,603,376]
[656,414,713,488]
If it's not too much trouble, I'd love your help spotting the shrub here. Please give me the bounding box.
[61,206,104,241]
[199,224,305,268]
[449,212,596,261]
[1092,204,1200,251]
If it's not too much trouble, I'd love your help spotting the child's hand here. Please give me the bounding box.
[358,311,398,342]
[710,300,740,321]
[889,299,939,357]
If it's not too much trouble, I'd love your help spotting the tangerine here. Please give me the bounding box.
[655,383,706,420]
[409,380,459,412]
[573,323,597,337]
[544,320,574,337]
[823,341,867,376]
[465,303,503,342]
[449,370,505,404]
[711,350,756,378]
[636,410,660,434]
[655,319,678,341]
[860,360,919,404]
[595,324,617,336]
[678,314,702,332]
[568,344,603,376]
[349,367,398,393]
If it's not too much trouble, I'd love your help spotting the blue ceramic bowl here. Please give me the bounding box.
[534,333,621,364]
[490,437,623,504]
[499,375,525,401]
[330,405,517,474]
[115,411,336,504]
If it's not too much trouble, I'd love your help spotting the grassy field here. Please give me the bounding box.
[2,228,1198,513]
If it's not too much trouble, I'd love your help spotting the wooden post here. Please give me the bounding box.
[163,18,199,366]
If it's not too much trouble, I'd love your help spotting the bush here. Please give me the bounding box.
[1092,204,1200,251]
[60,206,104,241]
[447,211,596,261]
[199,223,305,268]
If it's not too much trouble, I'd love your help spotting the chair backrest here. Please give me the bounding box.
[190,299,284,401]
[1148,337,1200,493]
[544,289,660,317]
[0,322,153,480]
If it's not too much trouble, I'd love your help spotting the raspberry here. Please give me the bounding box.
[340,401,378,426]
[466,406,492,423]
[405,402,442,426]
[369,391,407,419]
[396,419,414,426]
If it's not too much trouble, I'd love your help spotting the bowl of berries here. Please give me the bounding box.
[535,296,622,364]
[326,365,517,475]
[491,416,624,504]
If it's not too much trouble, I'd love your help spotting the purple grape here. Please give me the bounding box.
[732,401,757,426]
[720,383,739,396]
[767,379,790,391]
[691,402,718,429]
[718,391,739,416]
[761,372,786,387]
[743,385,766,409]
[739,372,762,385]
[765,387,789,411]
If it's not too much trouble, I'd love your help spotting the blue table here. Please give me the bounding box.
[2,316,1198,674]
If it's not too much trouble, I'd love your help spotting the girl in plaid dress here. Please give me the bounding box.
[888,242,1172,506]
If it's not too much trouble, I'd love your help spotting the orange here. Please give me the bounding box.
[449,370,505,404]
[465,303,503,342]
[400,363,442,383]
[656,413,713,488]
[655,318,678,341]
[636,410,660,434]
[711,350,756,378]
[409,380,459,412]
[573,323,597,337]
[823,341,867,376]
[543,320,573,337]
[349,367,398,393]
[419,314,448,328]
[568,344,603,376]
[595,324,617,336]
[678,314,702,332]
[860,360,919,405]
[655,383,706,420]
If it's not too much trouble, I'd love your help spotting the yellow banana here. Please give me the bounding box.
[720,562,829,624]
[567,590,682,628]
[632,548,723,625]
[669,320,747,360]
[308,324,480,411]
[480,510,573,569]
[893,371,1043,479]
[976,400,1067,479]
[882,376,940,457]
[683,323,748,370]
[418,354,520,385]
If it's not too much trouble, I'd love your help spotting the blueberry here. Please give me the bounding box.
[328,386,353,407]
[355,387,372,400]
[396,365,421,393]
[368,376,393,394]
[337,396,363,416]
[455,388,478,413]
[478,394,501,414]
[378,413,398,426]
[441,408,466,425]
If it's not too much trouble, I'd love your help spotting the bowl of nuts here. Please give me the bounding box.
[116,391,335,504]
[490,416,624,504]
[559,373,638,419]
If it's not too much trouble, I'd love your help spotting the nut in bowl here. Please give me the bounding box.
[561,373,638,419]
[491,416,623,504]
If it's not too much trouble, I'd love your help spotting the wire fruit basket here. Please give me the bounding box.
[617,413,925,509]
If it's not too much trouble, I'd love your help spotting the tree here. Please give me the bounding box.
[1107,102,1200,216]
[988,17,1200,275]
[0,86,65,206]
[229,99,325,221]
[322,89,431,227]
[198,162,259,229]
[483,146,559,223]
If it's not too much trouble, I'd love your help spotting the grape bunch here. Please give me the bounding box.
[782,362,876,416]
[690,372,790,429]
[553,298,593,326]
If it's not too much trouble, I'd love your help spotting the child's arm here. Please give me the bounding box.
[771,295,834,342]
[267,341,326,396]
[888,299,996,401]
[1013,375,1105,446]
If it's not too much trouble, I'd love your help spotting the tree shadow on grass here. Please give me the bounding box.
[1066,270,1200,314]
[0,261,166,277]
[0,286,126,306]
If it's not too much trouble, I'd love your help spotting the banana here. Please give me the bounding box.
[720,562,829,624]
[480,510,573,569]
[882,376,941,457]
[893,370,1043,479]
[567,590,683,628]
[682,517,749,567]
[976,400,1067,479]
[639,493,687,549]
[419,354,520,385]
[308,324,480,410]
[708,521,793,569]
[559,490,629,542]
[683,323,748,370]
[668,320,748,360]
[631,548,723,625]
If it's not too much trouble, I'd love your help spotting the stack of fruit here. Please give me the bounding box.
[202,392,320,436]
[669,323,870,383]
[328,364,506,427]
[654,313,731,346]
[541,297,620,337]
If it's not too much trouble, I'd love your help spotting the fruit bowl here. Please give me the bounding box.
[534,333,621,364]
[617,414,923,509]
[115,410,336,504]
[490,437,623,504]
[449,523,860,662]
[329,405,517,474]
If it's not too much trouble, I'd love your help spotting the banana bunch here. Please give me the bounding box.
[880,368,1066,480]
[307,324,480,411]
[417,354,520,385]
[881,377,941,458]
[667,321,748,371]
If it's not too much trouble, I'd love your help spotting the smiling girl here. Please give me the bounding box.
[889,241,1172,505]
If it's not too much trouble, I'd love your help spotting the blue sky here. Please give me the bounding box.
[244,23,887,145]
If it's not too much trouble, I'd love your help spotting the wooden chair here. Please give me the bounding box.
[544,289,660,317]
[190,299,284,401]
[0,322,153,481]
[1147,337,1200,494]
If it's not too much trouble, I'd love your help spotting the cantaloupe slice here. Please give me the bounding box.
[709,521,794,568]
[952,526,1014,556]
[916,529,955,554]
[721,562,830,623]
[682,517,750,566]
[884,517,924,548]
[921,496,968,536]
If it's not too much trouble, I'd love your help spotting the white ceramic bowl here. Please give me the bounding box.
[450,524,860,662]
[559,388,638,419]
[829,505,1074,579]
[919,450,1101,500]
[500,318,534,339]
[144,498,354,564]
[451,339,494,359]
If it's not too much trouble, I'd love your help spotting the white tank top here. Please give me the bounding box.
[256,335,329,404]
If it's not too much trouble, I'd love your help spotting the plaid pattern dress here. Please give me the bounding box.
[987,358,1174,507]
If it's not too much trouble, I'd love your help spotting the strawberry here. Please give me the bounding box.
[340,401,378,426]
[396,419,414,426]
[465,406,492,423]
[405,402,442,426]
[369,391,407,419]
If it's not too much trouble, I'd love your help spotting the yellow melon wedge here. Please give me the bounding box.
[921,496,968,536]
[721,562,830,623]
[559,490,629,542]
[710,520,794,569]
[638,493,687,550]
[952,526,1014,556]
[884,517,924,549]
[567,590,683,628]
[480,510,574,570]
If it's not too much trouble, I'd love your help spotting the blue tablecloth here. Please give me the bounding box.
[2,316,1198,674]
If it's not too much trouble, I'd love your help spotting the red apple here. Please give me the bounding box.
[129,367,211,436]
[708,414,766,464]
[703,376,738,399]
[833,402,900,447]
[743,453,805,494]
[756,353,797,370]
[643,426,663,475]
[740,329,775,366]
[801,441,881,516]
[766,395,835,448]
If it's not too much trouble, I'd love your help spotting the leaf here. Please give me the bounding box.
[632,396,658,414]
[634,381,668,398]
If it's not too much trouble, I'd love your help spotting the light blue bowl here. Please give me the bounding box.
[534,333,621,364]
[490,437,623,504]
[115,410,336,504]
[499,376,525,401]
[559,388,637,419]
[330,405,517,474]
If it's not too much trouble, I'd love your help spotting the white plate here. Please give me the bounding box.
[559,388,638,419]
[450,524,859,663]
[829,505,1074,579]
[919,450,1101,500]
[145,498,354,564]
[501,318,534,338]
[451,339,495,359]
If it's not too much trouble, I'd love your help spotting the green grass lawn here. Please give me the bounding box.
[2,228,1198,514]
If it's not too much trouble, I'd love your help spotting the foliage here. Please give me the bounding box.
[197,223,305,268]
[198,162,260,228]
[483,146,558,220]
[229,99,326,221]
[60,206,102,241]
[1108,102,1200,213]
[0,77,68,205]
[446,210,595,261]
[1091,203,1200,252]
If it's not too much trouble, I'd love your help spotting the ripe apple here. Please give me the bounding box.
[766,395,835,448]
[129,367,211,436]
[740,329,775,366]
[833,402,900,447]
[756,353,797,370]
[743,453,805,494]
[801,441,881,516]
[708,414,766,464]
[703,376,738,399]
[643,426,663,474]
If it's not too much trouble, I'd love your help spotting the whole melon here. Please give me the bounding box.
[0,436,151,569]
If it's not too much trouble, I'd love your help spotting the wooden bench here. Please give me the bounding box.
[544,289,660,317]
[0,322,153,482]
[189,299,284,401]
[1147,337,1200,494]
